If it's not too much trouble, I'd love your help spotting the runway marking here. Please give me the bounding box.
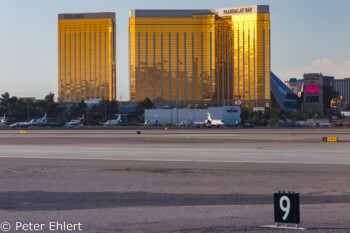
[0,155,350,165]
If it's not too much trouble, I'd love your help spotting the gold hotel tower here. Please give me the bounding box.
[58,13,116,101]
[129,6,270,107]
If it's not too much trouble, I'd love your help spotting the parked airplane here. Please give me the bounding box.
[204,113,224,127]
[10,114,47,128]
[0,114,8,127]
[144,119,159,126]
[180,117,194,126]
[102,114,122,126]
[180,117,205,127]
[37,116,67,128]
[0,116,6,127]
[1,114,8,124]
[64,114,85,128]
[319,122,334,127]
[295,121,305,127]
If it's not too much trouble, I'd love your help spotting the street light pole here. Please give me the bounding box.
[105,102,107,122]
[27,101,30,121]
[170,108,172,126]
[176,100,178,126]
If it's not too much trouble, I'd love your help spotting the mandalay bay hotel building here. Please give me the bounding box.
[129,5,270,107]
[58,13,116,101]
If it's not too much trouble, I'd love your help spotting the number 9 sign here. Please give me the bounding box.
[274,192,300,224]
[280,196,290,220]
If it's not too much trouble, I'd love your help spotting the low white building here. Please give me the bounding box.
[145,106,241,126]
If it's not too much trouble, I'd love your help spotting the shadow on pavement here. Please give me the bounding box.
[1,192,350,211]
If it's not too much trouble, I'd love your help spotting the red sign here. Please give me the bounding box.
[306,85,319,94]
[227,108,238,113]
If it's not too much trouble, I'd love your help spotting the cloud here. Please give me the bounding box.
[311,58,332,65]
[274,58,350,81]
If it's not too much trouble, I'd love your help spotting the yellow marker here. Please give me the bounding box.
[19,130,26,134]
[165,128,168,130]
[323,137,338,142]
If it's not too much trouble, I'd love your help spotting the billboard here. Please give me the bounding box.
[306,85,319,94]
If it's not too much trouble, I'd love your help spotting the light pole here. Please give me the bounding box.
[104,102,107,122]
[176,99,178,126]
[27,101,30,122]
[86,111,89,126]
[170,108,172,126]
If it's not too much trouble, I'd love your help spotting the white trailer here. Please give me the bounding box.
[145,106,241,126]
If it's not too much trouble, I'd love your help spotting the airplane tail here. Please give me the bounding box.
[206,113,212,121]
[79,114,85,124]
[1,114,7,123]
[43,113,47,122]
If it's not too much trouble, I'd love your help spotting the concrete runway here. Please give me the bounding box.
[0,128,349,164]
[0,128,349,232]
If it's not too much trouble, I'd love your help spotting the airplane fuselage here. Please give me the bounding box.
[65,115,85,128]
[144,120,158,126]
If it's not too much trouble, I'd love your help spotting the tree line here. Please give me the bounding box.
[0,92,121,125]
[4,91,317,126]
[240,108,324,125]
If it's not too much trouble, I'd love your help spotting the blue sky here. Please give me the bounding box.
[0,0,349,100]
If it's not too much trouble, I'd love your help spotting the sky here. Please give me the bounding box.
[0,0,349,100]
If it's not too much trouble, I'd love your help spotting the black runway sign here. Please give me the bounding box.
[274,192,300,224]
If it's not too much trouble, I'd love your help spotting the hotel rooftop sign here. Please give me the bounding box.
[58,12,116,22]
[213,5,269,16]
[130,5,269,18]
[60,14,85,20]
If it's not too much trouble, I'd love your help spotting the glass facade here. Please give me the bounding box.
[129,6,270,107]
[58,13,116,101]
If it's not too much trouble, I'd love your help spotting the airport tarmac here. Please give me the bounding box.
[0,128,349,232]
[0,128,349,164]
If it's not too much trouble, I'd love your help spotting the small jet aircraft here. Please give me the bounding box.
[64,114,85,128]
[204,113,224,127]
[37,116,67,127]
[180,117,205,127]
[102,114,122,126]
[180,117,194,127]
[10,113,47,128]
[296,121,308,127]
[0,114,8,127]
[1,114,8,124]
[319,122,334,127]
[144,119,159,126]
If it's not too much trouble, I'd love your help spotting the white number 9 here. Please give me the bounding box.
[280,196,290,221]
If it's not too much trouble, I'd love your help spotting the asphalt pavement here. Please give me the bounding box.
[0,128,349,232]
